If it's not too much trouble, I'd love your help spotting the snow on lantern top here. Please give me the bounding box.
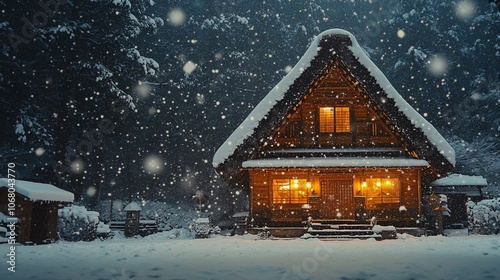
[124,201,142,212]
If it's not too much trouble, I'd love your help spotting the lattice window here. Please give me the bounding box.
[335,107,350,132]
[272,179,308,204]
[361,178,401,208]
[319,107,335,132]
[319,107,350,133]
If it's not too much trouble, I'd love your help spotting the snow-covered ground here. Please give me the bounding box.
[1,232,499,280]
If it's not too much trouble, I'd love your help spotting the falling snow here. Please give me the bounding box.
[0,1,499,278]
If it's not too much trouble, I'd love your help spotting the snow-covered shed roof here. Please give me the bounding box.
[431,174,488,186]
[430,186,483,197]
[213,29,454,182]
[124,202,142,211]
[0,178,74,202]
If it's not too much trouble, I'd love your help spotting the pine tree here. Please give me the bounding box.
[0,0,163,200]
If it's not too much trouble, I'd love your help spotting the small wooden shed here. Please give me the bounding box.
[0,178,74,244]
[430,174,487,226]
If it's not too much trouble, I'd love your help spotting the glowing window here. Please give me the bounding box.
[319,107,350,133]
[361,178,400,208]
[272,179,308,204]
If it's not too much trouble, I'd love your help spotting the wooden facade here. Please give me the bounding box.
[240,63,431,227]
[213,30,455,229]
[269,66,401,150]
[0,188,60,244]
[248,168,421,226]
[0,180,74,244]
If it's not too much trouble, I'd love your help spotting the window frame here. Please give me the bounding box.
[318,106,351,134]
[361,177,401,209]
[272,178,309,204]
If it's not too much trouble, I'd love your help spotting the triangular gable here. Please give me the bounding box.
[213,29,455,182]
[269,63,403,148]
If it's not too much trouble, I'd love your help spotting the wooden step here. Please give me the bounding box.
[306,223,397,240]
[310,223,372,230]
[307,228,375,236]
[302,233,382,241]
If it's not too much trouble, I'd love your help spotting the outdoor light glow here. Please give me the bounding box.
[70,158,85,174]
[134,83,151,99]
[144,154,164,173]
[168,8,186,26]
[35,147,45,156]
[86,186,97,197]
[428,55,448,76]
[397,29,405,38]
[183,61,197,74]
[455,0,476,20]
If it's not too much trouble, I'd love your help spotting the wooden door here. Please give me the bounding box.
[30,202,50,243]
[320,179,354,219]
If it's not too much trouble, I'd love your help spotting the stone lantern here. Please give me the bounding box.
[124,202,141,237]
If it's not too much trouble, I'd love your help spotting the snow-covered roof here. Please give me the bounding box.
[124,202,142,211]
[0,212,18,223]
[270,148,405,154]
[430,186,482,197]
[213,29,455,181]
[431,174,488,186]
[232,211,249,218]
[242,158,428,168]
[0,178,74,202]
[195,217,210,224]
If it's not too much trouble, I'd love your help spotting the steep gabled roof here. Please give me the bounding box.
[213,29,455,182]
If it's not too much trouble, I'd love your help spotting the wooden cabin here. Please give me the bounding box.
[0,178,74,244]
[213,29,455,229]
[429,174,487,227]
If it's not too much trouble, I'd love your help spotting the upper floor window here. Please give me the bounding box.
[319,107,350,133]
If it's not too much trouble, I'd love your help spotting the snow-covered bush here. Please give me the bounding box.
[192,218,221,239]
[467,198,500,235]
[58,205,100,242]
[257,226,272,239]
[95,200,198,231]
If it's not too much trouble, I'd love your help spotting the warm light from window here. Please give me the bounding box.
[319,107,334,132]
[362,178,400,208]
[319,107,350,133]
[273,179,308,204]
[335,107,350,132]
